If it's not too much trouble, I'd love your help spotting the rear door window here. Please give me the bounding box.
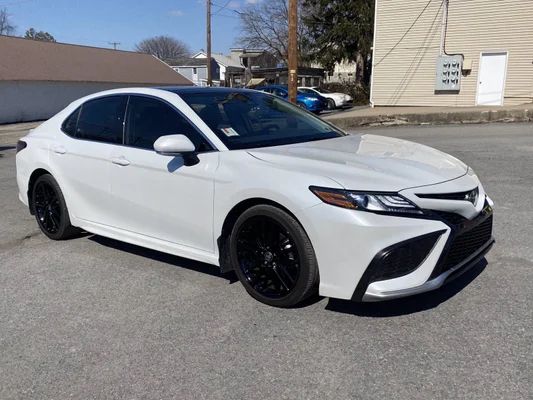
[75,96,127,144]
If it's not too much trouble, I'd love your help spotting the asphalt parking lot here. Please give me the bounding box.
[1,122,532,399]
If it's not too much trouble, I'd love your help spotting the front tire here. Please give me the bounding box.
[327,98,336,110]
[229,205,318,307]
[32,174,79,240]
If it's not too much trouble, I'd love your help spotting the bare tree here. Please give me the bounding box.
[0,8,16,36]
[25,28,56,42]
[238,0,309,63]
[135,36,191,60]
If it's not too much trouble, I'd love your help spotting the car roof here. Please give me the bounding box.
[257,84,287,89]
[156,86,259,95]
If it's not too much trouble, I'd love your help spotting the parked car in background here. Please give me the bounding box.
[299,87,353,110]
[255,85,328,114]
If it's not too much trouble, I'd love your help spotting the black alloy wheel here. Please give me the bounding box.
[32,174,78,240]
[34,180,61,235]
[230,205,318,307]
[236,216,300,298]
[327,98,336,110]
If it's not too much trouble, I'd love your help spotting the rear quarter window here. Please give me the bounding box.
[61,107,81,136]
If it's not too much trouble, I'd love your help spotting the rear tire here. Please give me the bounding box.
[327,98,336,110]
[31,174,79,240]
[229,205,318,307]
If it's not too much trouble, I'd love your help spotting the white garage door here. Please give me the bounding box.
[476,52,508,106]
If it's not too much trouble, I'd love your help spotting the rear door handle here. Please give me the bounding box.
[111,157,130,166]
[52,145,66,154]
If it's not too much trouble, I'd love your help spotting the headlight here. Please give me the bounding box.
[309,186,423,215]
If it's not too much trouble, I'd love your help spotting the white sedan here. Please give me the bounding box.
[16,87,494,307]
[298,86,353,109]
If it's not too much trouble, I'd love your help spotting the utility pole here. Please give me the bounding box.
[206,0,212,86]
[108,41,121,50]
[288,0,298,104]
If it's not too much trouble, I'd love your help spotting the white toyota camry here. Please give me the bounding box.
[16,87,494,307]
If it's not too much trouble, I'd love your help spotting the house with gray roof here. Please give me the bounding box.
[165,56,220,87]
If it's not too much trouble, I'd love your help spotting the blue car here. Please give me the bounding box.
[255,85,328,114]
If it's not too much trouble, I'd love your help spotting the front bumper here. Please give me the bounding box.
[305,101,327,112]
[339,98,353,107]
[295,173,494,301]
[361,238,494,301]
[358,204,494,301]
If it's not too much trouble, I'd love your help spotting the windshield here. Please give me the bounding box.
[179,91,345,150]
[313,87,332,94]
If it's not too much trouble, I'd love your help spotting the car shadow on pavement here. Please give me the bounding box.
[89,235,239,283]
[325,259,488,317]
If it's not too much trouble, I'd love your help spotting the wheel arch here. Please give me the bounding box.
[217,197,306,273]
[27,168,52,215]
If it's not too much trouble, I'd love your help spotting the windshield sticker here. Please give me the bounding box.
[221,127,240,137]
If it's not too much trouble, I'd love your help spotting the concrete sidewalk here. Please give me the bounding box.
[324,103,533,129]
[1,102,532,145]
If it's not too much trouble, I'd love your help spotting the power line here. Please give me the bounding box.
[212,11,239,20]
[0,0,34,7]
[375,0,436,66]
[108,41,120,50]
[212,0,232,15]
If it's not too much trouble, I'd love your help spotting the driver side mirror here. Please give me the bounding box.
[154,134,199,166]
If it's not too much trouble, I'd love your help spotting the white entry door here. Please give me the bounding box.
[476,52,508,105]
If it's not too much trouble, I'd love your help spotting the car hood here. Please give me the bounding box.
[329,92,347,98]
[247,134,468,192]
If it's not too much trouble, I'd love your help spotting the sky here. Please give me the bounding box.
[1,0,260,53]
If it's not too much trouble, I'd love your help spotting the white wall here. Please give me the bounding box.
[0,81,155,124]
[325,61,357,83]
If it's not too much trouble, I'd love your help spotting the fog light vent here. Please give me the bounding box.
[367,231,445,283]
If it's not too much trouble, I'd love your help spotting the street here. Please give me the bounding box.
[0,122,531,399]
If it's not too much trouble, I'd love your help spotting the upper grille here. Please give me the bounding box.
[416,187,479,205]
[438,215,493,274]
[432,210,467,226]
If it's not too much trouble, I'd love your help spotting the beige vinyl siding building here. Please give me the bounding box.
[370,0,533,107]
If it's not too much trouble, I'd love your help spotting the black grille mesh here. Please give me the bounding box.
[432,211,467,226]
[440,215,493,273]
[368,232,441,283]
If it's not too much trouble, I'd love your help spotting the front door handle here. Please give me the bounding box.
[52,145,66,154]
[111,157,130,166]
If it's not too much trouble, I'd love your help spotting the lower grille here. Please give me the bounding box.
[351,230,444,301]
[367,231,442,282]
[438,215,493,274]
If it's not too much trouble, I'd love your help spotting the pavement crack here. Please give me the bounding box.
[0,230,41,251]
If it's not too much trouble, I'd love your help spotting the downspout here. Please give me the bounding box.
[369,0,378,107]
[439,0,449,56]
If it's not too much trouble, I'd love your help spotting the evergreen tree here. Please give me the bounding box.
[302,0,374,85]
